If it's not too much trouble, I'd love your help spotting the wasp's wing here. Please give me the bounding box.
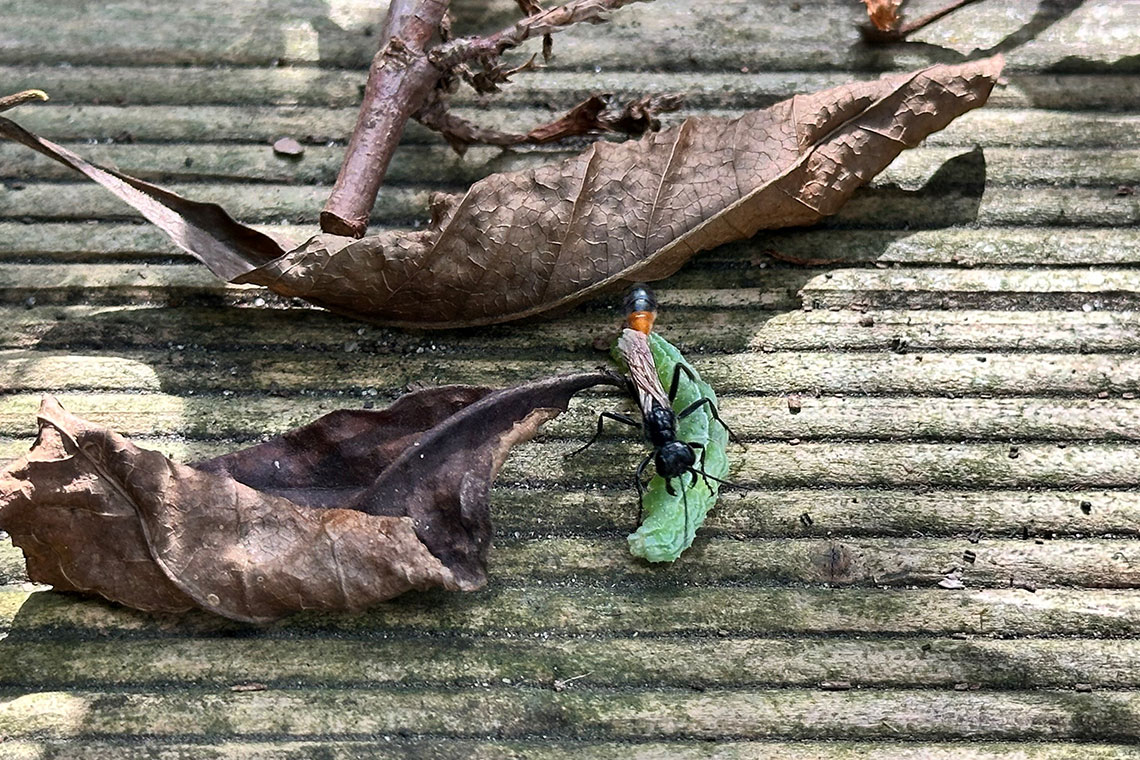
[618,328,671,412]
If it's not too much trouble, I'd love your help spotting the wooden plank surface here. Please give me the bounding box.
[1,0,1139,756]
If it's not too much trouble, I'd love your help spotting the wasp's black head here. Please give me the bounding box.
[655,440,697,479]
[623,283,657,316]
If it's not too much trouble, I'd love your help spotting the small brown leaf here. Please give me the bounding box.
[862,0,903,32]
[0,57,1002,328]
[0,372,614,622]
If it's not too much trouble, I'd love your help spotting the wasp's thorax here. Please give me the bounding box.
[643,401,697,478]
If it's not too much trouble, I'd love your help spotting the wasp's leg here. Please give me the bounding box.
[677,396,738,442]
[569,411,640,457]
[689,465,714,491]
[692,467,740,489]
[682,485,692,540]
[688,441,707,470]
[667,362,701,402]
[634,453,654,524]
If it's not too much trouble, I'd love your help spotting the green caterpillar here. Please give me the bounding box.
[613,333,731,562]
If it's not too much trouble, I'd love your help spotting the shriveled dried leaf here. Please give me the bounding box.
[0,372,613,622]
[0,56,1001,328]
[862,0,903,32]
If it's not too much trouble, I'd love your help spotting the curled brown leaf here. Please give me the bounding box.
[0,56,1002,328]
[0,372,614,622]
[862,0,903,32]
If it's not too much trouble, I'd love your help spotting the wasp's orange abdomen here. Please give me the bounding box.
[627,310,656,334]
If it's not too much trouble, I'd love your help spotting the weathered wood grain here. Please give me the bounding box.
[7,686,1140,741]
[4,392,1140,443]
[1,483,1134,539]
[3,740,1138,760]
[4,532,1140,588]
[5,347,1139,396]
[3,143,1135,190]
[7,634,1140,689]
[5,64,1140,110]
[1,0,1134,71]
[3,224,1139,269]
[2,0,1139,753]
[8,585,1140,637]
[6,105,1136,147]
[6,305,1140,356]
[801,268,1140,310]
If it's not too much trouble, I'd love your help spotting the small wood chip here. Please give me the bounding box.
[786,395,802,414]
[272,137,305,157]
[1075,683,1094,692]
[820,681,852,691]
[230,683,268,692]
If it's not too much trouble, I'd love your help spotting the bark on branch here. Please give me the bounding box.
[430,0,647,70]
[321,0,649,238]
[319,0,450,238]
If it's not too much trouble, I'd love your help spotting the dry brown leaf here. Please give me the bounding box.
[0,56,1002,328]
[862,0,904,32]
[0,372,613,622]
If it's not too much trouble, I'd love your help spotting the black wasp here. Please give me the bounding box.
[572,284,736,532]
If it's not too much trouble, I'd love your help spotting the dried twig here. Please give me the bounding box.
[416,92,682,153]
[430,0,648,70]
[0,89,48,113]
[861,0,986,42]
[322,0,650,238]
[320,0,451,237]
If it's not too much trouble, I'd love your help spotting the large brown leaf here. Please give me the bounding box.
[0,372,613,622]
[0,56,1002,327]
